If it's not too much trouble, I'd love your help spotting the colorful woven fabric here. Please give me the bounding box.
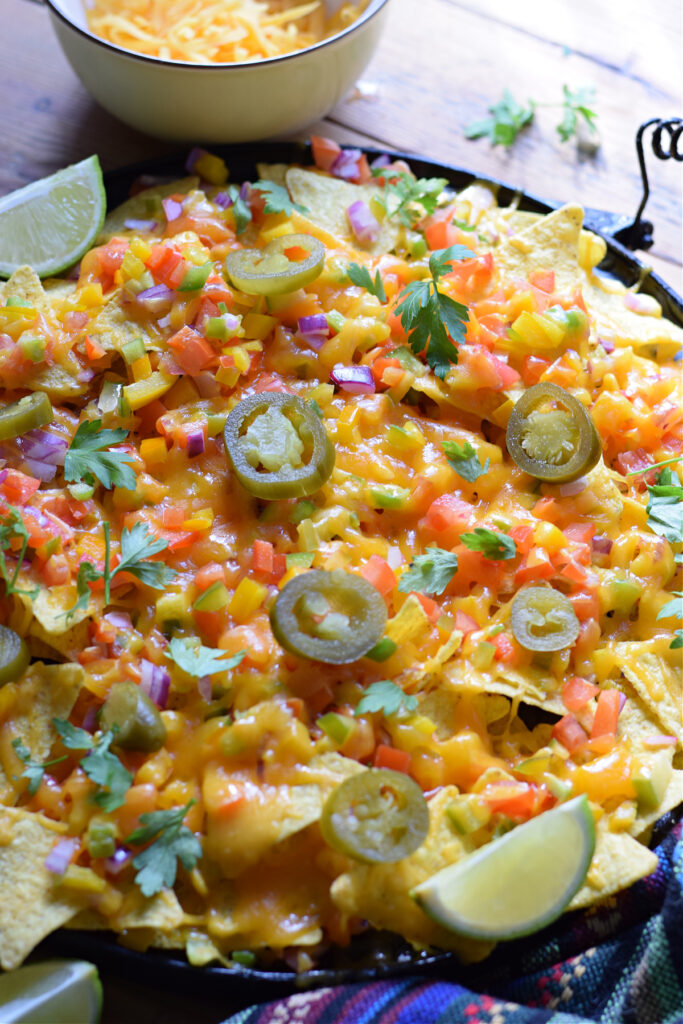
[222,814,683,1024]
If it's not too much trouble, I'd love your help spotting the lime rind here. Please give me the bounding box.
[412,795,596,942]
[0,959,102,1023]
[0,156,106,279]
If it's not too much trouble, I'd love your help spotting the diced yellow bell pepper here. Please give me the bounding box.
[124,371,177,411]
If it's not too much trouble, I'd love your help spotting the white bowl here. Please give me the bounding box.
[44,0,391,143]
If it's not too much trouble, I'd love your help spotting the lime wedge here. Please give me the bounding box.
[0,157,105,279]
[0,960,102,1023]
[412,795,595,941]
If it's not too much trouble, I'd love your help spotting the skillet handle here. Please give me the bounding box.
[583,118,682,250]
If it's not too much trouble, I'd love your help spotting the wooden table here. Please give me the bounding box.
[2,0,682,1021]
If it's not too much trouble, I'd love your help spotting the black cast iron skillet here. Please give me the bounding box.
[39,124,683,1005]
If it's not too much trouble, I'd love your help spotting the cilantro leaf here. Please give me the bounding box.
[252,180,306,217]
[0,505,39,599]
[671,630,683,650]
[347,262,387,303]
[657,592,683,622]
[166,637,245,677]
[69,560,101,617]
[556,85,598,143]
[460,527,517,560]
[398,547,459,596]
[442,440,490,483]
[64,420,136,491]
[83,731,134,813]
[11,738,66,796]
[116,522,176,591]
[355,681,418,718]
[646,470,683,547]
[465,89,535,148]
[226,186,252,235]
[53,718,94,750]
[126,801,201,897]
[393,245,472,379]
[379,173,448,227]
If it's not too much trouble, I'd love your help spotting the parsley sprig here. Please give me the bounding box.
[53,718,133,812]
[355,680,418,717]
[645,468,683,560]
[347,262,387,303]
[64,420,137,492]
[226,186,252,234]
[442,440,489,483]
[398,546,459,596]
[465,85,598,149]
[166,637,245,677]
[0,505,38,598]
[252,180,306,217]
[393,246,473,379]
[460,527,517,561]
[11,738,66,796]
[71,521,176,615]
[657,592,683,650]
[374,172,448,227]
[126,801,202,897]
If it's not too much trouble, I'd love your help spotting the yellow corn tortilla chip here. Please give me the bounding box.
[14,583,94,639]
[568,818,659,910]
[0,265,46,308]
[66,886,184,935]
[99,176,199,240]
[494,204,584,295]
[595,637,682,744]
[0,661,83,804]
[583,275,683,357]
[0,807,88,969]
[88,293,157,355]
[285,168,402,257]
[256,162,289,189]
[330,787,494,960]
[631,769,683,839]
[442,657,565,717]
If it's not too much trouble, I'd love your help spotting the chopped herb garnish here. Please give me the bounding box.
[657,592,683,650]
[0,505,38,598]
[226,186,252,234]
[347,262,387,303]
[252,180,306,217]
[64,419,137,491]
[377,173,448,227]
[53,718,133,812]
[126,801,202,897]
[465,85,598,149]
[645,469,683,557]
[355,680,418,717]
[11,738,66,796]
[166,637,245,677]
[442,440,490,483]
[398,546,459,596]
[393,246,473,379]
[460,527,516,561]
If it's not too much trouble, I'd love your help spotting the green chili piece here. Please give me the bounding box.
[0,392,53,441]
[0,625,29,686]
[506,382,601,483]
[270,569,387,664]
[510,586,580,652]
[101,681,166,753]
[225,234,325,296]
[224,392,335,500]
[320,768,429,863]
[177,262,213,292]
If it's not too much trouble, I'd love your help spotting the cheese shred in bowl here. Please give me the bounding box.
[85,0,370,63]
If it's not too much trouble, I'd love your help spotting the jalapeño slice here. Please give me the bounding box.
[506,382,601,483]
[224,234,325,296]
[270,569,387,664]
[0,392,53,442]
[0,625,29,686]
[321,768,429,863]
[224,392,335,500]
[510,586,580,652]
[100,681,166,753]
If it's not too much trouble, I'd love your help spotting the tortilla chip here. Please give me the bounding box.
[595,637,682,744]
[256,162,289,189]
[442,657,565,717]
[0,662,83,804]
[568,818,658,910]
[584,275,683,357]
[88,293,156,355]
[100,177,199,240]
[0,807,88,969]
[0,266,45,307]
[330,787,494,960]
[631,769,683,839]
[494,204,584,296]
[285,168,402,256]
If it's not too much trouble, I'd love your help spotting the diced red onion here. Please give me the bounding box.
[157,314,172,329]
[18,429,68,465]
[186,429,206,458]
[592,533,613,554]
[0,334,13,351]
[346,200,380,244]
[63,311,89,332]
[330,364,376,395]
[0,469,7,486]
[239,182,251,202]
[105,611,133,631]
[158,352,183,377]
[82,706,98,734]
[136,284,174,315]
[162,197,183,223]
[297,314,330,351]
[214,191,233,209]
[558,476,588,497]
[617,691,627,714]
[642,734,678,748]
[105,847,133,876]
[22,457,57,482]
[330,148,363,181]
[599,336,615,353]
[124,218,158,232]
[45,838,78,876]
[194,371,221,398]
[185,147,208,174]
[624,292,660,315]
[197,675,212,702]
[386,545,404,569]
[139,659,171,708]
[370,154,392,169]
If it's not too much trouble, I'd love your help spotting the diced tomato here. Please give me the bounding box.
[202,275,235,306]
[355,154,372,184]
[311,135,342,172]
[146,245,186,289]
[533,496,560,522]
[454,610,479,634]
[491,632,520,665]
[562,676,600,712]
[419,494,473,543]
[521,355,551,387]
[374,744,411,774]
[252,539,274,576]
[386,304,409,342]
[514,547,554,586]
[490,354,521,387]
[483,781,551,821]
[85,336,106,361]
[360,554,397,597]
[425,218,462,250]
[529,270,555,294]
[445,252,495,299]
[508,524,534,555]
[559,558,589,585]
[371,355,402,388]
[564,523,595,545]
[552,713,589,753]
[1,470,41,505]
[195,562,226,591]
[413,591,441,622]
[41,553,70,586]
[615,448,653,477]
[448,544,503,593]
[162,506,186,529]
[568,590,600,622]
[283,246,310,262]
[167,326,216,375]
[591,689,623,739]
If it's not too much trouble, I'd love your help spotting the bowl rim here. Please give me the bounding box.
[43,0,390,70]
